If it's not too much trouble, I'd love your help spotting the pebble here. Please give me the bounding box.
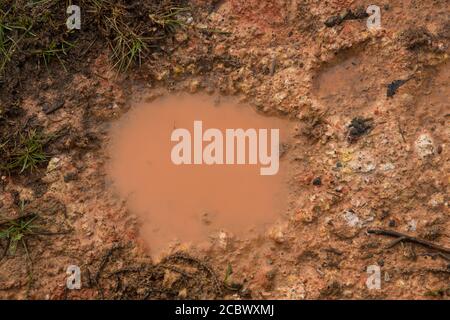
[312,177,322,186]
[415,134,435,158]
[343,209,362,228]
[46,157,61,172]
[268,225,286,244]
[189,80,200,93]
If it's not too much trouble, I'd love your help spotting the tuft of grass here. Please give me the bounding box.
[107,16,150,72]
[0,211,37,258]
[84,0,110,15]
[0,9,18,76]
[1,0,190,78]
[223,262,233,283]
[149,6,187,33]
[27,0,58,6]
[222,262,242,291]
[31,40,75,72]
[105,2,189,72]
[0,199,71,262]
[424,287,450,298]
[1,128,48,173]
[0,7,34,77]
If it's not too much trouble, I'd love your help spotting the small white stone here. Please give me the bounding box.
[380,163,395,171]
[46,157,61,172]
[343,210,362,228]
[415,134,435,158]
[407,219,417,232]
[268,225,286,244]
[273,91,288,104]
[218,231,230,249]
[428,193,444,208]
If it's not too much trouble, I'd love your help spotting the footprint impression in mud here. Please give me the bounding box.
[108,95,293,256]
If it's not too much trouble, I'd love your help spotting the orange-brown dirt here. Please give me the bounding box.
[0,0,448,299]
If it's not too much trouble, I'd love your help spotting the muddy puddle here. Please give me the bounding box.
[312,51,386,112]
[107,95,293,256]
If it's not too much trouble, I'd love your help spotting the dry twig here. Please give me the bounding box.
[368,229,450,256]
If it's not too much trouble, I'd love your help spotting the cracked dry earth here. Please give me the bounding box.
[0,0,449,299]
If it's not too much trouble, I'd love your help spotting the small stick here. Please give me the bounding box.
[386,237,406,248]
[95,245,122,283]
[421,252,450,262]
[368,229,450,254]
[397,120,406,143]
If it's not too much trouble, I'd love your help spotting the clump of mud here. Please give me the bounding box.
[347,117,373,143]
[107,94,293,256]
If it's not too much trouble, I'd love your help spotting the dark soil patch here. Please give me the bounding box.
[324,7,368,28]
[347,117,373,143]
[76,247,223,300]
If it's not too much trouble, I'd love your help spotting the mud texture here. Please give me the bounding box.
[0,0,449,299]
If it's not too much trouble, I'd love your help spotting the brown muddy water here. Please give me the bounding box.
[107,95,293,256]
